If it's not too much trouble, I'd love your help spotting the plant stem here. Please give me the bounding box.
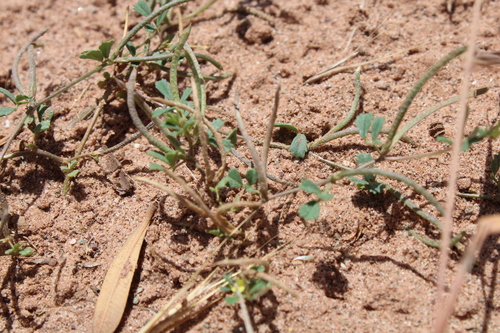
[234,91,268,202]
[379,46,467,157]
[11,28,48,93]
[262,85,280,168]
[309,67,362,149]
[110,0,191,61]
[126,68,171,153]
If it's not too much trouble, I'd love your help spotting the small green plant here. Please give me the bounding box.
[220,266,271,305]
[4,242,33,256]
[298,179,334,220]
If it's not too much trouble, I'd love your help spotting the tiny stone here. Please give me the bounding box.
[457,177,472,191]
[69,239,77,245]
[376,81,390,90]
[133,297,139,305]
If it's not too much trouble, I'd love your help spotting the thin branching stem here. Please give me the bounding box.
[126,68,171,153]
[191,77,214,184]
[384,148,451,162]
[309,127,416,149]
[380,46,467,157]
[184,41,206,115]
[170,26,192,104]
[110,0,191,61]
[115,52,223,70]
[75,103,104,157]
[384,183,442,230]
[183,0,218,20]
[331,169,444,215]
[133,176,207,217]
[27,45,37,97]
[309,67,362,149]
[204,119,227,183]
[11,28,48,93]
[390,87,488,149]
[3,148,64,164]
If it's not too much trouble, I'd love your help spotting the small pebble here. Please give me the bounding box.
[457,177,472,191]
[69,239,77,245]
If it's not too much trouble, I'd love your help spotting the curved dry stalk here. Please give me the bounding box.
[434,215,500,333]
[261,85,280,167]
[11,28,48,93]
[234,91,268,201]
[434,1,482,332]
[191,77,214,184]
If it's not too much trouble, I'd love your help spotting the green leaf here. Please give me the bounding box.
[246,169,258,185]
[33,106,53,134]
[126,41,136,57]
[356,113,373,139]
[299,200,320,220]
[367,182,385,194]
[243,184,260,194]
[152,107,174,118]
[61,160,77,172]
[274,123,298,133]
[371,116,385,143]
[356,153,374,166]
[436,136,453,145]
[155,79,173,100]
[348,176,369,188]
[290,133,308,158]
[98,40,115,59]
[0,87,16,104]
[149,162,165,171]
[145,24,157,33]
[248,279,269,298]
[220,286,232,293]
[224,295,240,305]
[253,265,266,272]
[157,10,168,26]
[0,106,16,117]
[134,0,151,16]
[211,118,226,131]
[317,192,333,201]
[15,94,30,104]
[79,49,104,62]
[148,150,169,164]
[19,247,34,256]
[180,87,193,104]
[36,104,50,120]
[5,243,21,255]
[227,169,243,188]
[66,170,79,178]
[224,128,238,152]
[300,179,321,195]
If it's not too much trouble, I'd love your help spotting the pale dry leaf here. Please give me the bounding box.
[93,203,157,333]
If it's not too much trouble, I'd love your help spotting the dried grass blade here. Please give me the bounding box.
[234,91,268,201]
[261,85,280,167]
[434,214,500,332]
[93,203,157,333]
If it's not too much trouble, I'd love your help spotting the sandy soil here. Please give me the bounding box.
[0,0,500,332]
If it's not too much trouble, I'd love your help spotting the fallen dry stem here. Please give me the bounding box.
[434,215,500,332]
[434,0,482,331]
[234,91,268,201]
